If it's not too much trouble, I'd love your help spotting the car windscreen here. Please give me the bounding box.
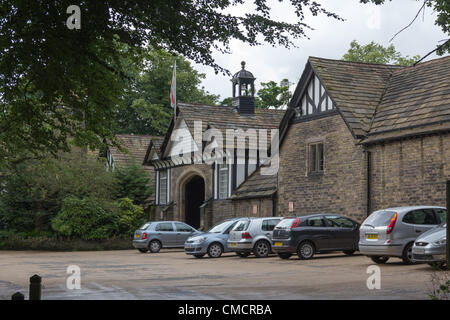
[232,220,250,231]
[275,218,296,229]
[208,221,232,233]
[139,223,151,230]
[363,211,396,227]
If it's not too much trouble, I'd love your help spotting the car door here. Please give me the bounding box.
[402,209,439,241]
[261,218,282,241]
[154,222,176,247]
[324,216,358,250]
[304,216,332,250]
[174,222,196,246]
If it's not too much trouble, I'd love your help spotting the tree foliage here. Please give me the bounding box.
[113,159,153,206]
[116,49,219,135]
[0,1,343,163]
[342,40,420,65]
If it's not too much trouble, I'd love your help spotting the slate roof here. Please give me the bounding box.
[230,166,277,200]
[365,55,450,143]
[299,56,450,142]
[308,57,402,138]
[109,134,158,173]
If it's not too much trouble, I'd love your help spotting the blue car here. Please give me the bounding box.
[184,218,243,258]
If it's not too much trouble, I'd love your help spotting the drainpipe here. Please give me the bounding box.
[446,180,449,269]
[366,147,372,217]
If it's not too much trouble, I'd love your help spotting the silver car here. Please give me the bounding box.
[133,221,200,253]
[359,206,446,264]
[412,223,447,268]
[184,218,243,258]
[227,217,282,258]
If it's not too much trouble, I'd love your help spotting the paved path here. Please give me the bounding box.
[0,249,444,300]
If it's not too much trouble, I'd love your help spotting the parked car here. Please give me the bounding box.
[133,221,200,253]
[271,214,360,260]
[359,206,447,264]
[184,218,243,258]
[227,217,282,258]
[412,223,447,268]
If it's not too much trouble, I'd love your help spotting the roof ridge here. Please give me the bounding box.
[308,56,405,68]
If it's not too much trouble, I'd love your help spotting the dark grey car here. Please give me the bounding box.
[133,221,200,253]
[412,223,447,268]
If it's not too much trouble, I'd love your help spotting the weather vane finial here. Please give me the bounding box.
[241,61,246,69]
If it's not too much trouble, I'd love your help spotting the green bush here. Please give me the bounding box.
[113,160,152,205]
[116,198,146,236]
[51,196,119,240]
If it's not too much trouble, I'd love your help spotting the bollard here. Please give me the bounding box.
[11,292,25,300]
[29,274,42,300]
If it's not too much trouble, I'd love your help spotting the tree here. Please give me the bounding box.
[116,49,219,135]
[112,160,153,206]
[257,79,291,109]
[342,40,420,65]
[0,1,342,164]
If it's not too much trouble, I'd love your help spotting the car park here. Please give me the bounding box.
[133,221,200,253]
[184,218,243,258]
[412,223,447,268]
[272,214,360,260]
[227,217,282,258]
[359,206,446,264]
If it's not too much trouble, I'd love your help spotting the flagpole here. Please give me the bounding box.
[172,60,177,123]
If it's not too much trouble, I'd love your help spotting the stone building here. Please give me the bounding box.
[278,55,450,222]
[143,63,285,229]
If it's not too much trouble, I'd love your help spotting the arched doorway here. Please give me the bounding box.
[184,175,205,229]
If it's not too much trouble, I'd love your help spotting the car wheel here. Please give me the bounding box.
[370,256,389,264]
[138,248,148,253]
[343,250,355,256]
[236,252,251,258]
[402,242,415,265]
[253,240,271,258]
[193,254,205,258]
[278,253,292,260]
[207,243,223,258]
[148,240,161,253]
[297,241,315,260]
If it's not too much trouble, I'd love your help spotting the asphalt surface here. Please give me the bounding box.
[0,249,445,300]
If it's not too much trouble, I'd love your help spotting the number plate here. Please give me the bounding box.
[274,242,283,247]
[135,234,140,238]
[366,234,378,240]
[414,248,425,254]
[229,242,237,247]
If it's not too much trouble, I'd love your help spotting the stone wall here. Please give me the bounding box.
[278,114,368,222]
[368,133,450,211]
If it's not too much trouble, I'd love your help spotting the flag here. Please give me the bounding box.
[170,60,176,120]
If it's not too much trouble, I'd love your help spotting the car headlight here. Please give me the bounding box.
[192,237,207,244]
[433,237,447,245]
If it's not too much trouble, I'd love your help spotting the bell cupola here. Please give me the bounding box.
[231,61,256,115]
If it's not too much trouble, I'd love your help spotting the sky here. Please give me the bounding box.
[191,0,448,101]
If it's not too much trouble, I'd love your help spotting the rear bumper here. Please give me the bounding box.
[132,240,149,249]
[227,241,253,252]
[359,243,403,257]
[271,240,293,253]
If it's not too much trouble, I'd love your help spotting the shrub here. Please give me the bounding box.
[116,197,146,236]
[113,160,152,205]
[51,196,119,240]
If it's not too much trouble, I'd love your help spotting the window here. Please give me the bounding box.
[306,217,326,227]
[309,143,324,173]
[262,219,282,231]
[403,209,437,225]
[159,170,168,205]
[155,222,174,232]
[175,222,193,232]
[233,220,250,231]
[435,209,447,224]
[326,216,355,228]
[218,163,229,199]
